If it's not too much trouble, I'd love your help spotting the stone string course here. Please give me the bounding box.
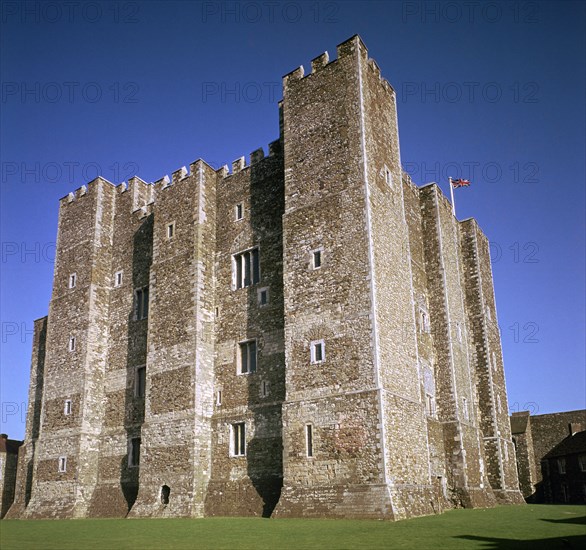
[6,35,523,521]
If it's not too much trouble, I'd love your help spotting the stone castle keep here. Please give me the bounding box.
[7,36,523,520]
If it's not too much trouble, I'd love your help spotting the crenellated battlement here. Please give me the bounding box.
[59,176,114,206]
[218,138,282,179]
[283,35,394,96]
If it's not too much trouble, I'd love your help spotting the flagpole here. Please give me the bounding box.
[449,177,456,217]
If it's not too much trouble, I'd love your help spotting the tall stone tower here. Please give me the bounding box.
[274,35,522,518]
[7,35,523,521]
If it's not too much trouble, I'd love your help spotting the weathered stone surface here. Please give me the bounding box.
[7,35,522,521]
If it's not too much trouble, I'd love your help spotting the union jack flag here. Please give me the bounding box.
[451,178,471,188]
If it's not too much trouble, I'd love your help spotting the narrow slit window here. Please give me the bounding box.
[135,366,146,398]
[114,270,123,287]
[419,308,430,334]
[129,437,141,467]
[216,390,222,406]
[68,336,76,352]
[134,287,149,320]
[64,400,72,415]
[306,424,313,457]
[385,167,393,187]
[312,249,322,269]
[167,222,175,239]
[68,273,76,289]
[58,456,67,473]
[235,203,243,221]
[239,340,257,374]
[425,394,436,417]
[231,423,246,456]
[261,380,269,398]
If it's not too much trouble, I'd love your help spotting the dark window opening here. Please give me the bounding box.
[135,366,146,398]
[161,485,170,505]
[135,287,149,320]
[129,437,141,467]
[312,250,322,269]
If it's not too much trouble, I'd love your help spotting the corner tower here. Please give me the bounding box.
[275,35,436,519]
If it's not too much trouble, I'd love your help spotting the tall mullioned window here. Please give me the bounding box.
[233,248,260,289]
[239,340,257,374]
[231,423,246,456]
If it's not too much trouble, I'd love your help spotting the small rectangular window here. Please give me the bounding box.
[135,366,146,398]
[134,287,149,320]
[68,336,76,352]
[235,203,243,221]
[216,390,222,406]
[239,340,257,374]
[261,380,269,398]
[129,437,141,467]
[64,400,72,415]
[312,250,322,269]
[306,424,313,457]
[231,423,246,456]
[68,273,76,289]
[58,456,67,473]
[114,270,123,287]
[167,222,175,239]
[233,248,260,289]
[558,458,566,474]
[310,340,325,364]
[258,287,269,307]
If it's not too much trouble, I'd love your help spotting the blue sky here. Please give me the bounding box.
[1,0,584,439]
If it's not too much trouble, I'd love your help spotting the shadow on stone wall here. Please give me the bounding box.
[245,148,285,517]
[122,214,153,513]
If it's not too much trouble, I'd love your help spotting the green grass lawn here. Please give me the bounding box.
[1,505,585,550]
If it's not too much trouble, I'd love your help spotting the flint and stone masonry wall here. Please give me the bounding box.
[7,35,522,520]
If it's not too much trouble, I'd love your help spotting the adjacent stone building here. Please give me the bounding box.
[6,35,523,521]
[0,434,23,518]
[511,409,586,502]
